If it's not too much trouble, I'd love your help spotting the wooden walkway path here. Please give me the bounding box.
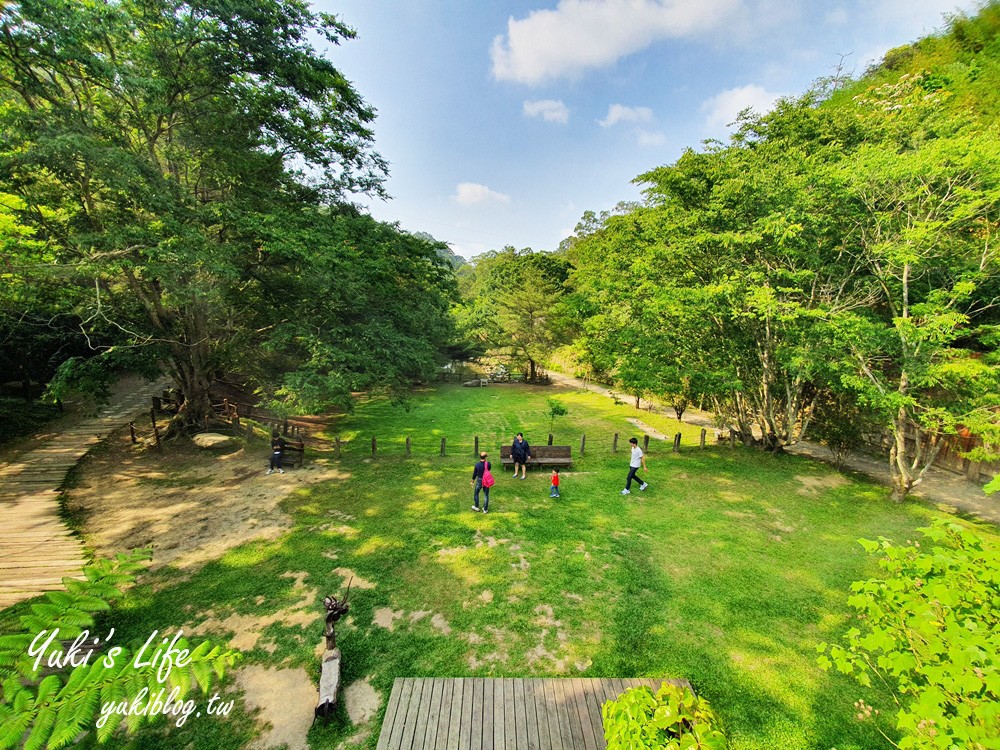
[376,677,690,750]
[0,381,168,609]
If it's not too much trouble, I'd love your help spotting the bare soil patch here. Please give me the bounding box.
[63,431,347,570]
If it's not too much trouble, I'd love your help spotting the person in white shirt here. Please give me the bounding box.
[621,437,648,495]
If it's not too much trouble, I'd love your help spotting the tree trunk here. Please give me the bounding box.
[528,358,536,382]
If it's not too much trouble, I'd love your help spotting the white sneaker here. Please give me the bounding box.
[640,483,648,491]
[266,469,273,475]
[472,505,481,512]
[278,469,285,474]
[621,489,630,495]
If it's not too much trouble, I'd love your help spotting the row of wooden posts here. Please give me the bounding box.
[353,428,716,458]
[134,395,304,448]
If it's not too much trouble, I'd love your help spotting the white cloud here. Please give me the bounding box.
[599,104,654,128]
[523,99,571,124]
[700,84,784,130]
[452,183,512,206]
[491,0,742,85]
[636,128,667,147]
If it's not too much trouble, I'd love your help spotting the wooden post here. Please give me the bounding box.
[334,436,341,459]
[440,437,446,456]
[673,433,681,453]
[548,433,553,446]
[223,398,230,418]
[129,421,137,444]
[283,418,289,436]
[643,435,649,452]
[700,428,706,449]
[580,434,586,455]
[371,436,377,457]
[406,436,411,457]
[474,436,479,456]
[150,408,161,449]
[729,431,736,448]
[613,433,619,453]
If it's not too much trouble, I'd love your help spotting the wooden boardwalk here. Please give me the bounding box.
[376,677,690,750]
[0,381,168,609]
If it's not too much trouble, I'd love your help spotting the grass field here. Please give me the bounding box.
[56,384,1000,749]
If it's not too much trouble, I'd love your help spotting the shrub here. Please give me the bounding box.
[817,520,1000,749]
[601,682,727,750]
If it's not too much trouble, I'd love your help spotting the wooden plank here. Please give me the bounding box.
[421,678,443,749]
[410,678,433,750]
[542,678,564,750]
[556,678,582,750]
[459,679,474,750]
[577,678,605,750]
[513,679,529,750]
[445,677,463,750]
[503,678,516,750]
[433,679,454,750]
[469,677,483,750]
[481,678,494,750]
[493,677,505,749]
[523,680,543,750]
[385,677,415,750]
[398,677,424,750]
[376,679,406,750]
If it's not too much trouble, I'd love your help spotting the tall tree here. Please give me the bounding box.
[0,0,453,427]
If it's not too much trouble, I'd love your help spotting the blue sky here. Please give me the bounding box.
[315,0,982,260]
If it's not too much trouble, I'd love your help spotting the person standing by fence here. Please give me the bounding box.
[621,437,647,495]
[471,451,494,513]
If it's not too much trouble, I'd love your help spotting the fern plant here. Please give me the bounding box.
[0,551,241,749]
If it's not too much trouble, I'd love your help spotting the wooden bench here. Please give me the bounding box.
[500,445,572,467]
[281,440,305,468]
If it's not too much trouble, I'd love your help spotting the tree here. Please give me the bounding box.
[459,247,571,381]
[0,0,454,429]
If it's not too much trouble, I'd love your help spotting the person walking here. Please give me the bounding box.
[471,451,494,513]
[267,429,286,475]
[621,437,648,495]
[511,432,532,479]
[549,468,560,498]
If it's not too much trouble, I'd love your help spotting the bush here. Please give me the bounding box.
[601,682,727,750]
[817,520,1000,749]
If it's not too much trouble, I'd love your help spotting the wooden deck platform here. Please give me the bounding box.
[376,677,690,750]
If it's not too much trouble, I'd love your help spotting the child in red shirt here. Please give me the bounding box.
[549,468,560,498]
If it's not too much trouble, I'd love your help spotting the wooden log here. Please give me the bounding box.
[474,436,479,456]
[440,437,446,456]
[129,422,137,444]
[673,433,681,453]
[580,434,586,455]
[613,433,619,453]
[406,436,411,457]
[548,433,553,446]
[315,647,342,719]
[700,428,706,449]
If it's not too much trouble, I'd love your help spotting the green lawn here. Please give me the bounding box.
[78,384,998,749]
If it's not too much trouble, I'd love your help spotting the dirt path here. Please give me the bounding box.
[0,377,168,609]
[549,371,1000,526]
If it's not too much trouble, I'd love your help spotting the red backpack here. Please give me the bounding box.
[482,462,495,488]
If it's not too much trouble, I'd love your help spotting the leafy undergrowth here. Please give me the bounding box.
[25,384,998,750]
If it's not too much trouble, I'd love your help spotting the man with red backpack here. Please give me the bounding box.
[471,451,494,513]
